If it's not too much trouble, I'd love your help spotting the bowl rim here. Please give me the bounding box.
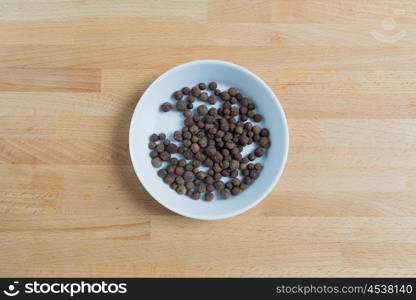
[129,59,289,220]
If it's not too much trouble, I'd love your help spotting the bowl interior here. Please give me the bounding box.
[129,60,288,220]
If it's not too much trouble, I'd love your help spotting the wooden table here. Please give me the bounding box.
[1,0,416,277]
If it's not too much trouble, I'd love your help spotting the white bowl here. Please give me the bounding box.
[129,60,289,220]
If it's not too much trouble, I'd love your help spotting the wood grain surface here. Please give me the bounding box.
[1,0,416,277]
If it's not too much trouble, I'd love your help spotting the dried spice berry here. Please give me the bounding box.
[176,100,187,111]
[198,82,207,90]
[182,87,191,95]
[208,82,217,90]
[150,134,159,142]
[204,192,214,201]
[191,86,201,97]
[161,102,173,112]
[174,91,183,100]
[220,189,231,199]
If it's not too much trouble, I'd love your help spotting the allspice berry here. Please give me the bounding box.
[204,192,214,201]
[161,102,172,112]
[176,100,187,111]
[220,189,231,199]
[208,82,217,90]
[151,157,162,168]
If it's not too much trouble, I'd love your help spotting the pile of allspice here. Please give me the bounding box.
[148,82,271,201]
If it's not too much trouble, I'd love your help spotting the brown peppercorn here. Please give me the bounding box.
[196,171,206,180]
[184,171,194,181]
[170,157,178,165]
[190,143,200,153]
[230,170,238,178]
[176,185,187,195]
[175,176,185,185]
[220,91,231,101]
[232,178,241,187]
[186,181,194,190]
[183,131,192,139]
[174,91,183,100]
[196,184,206,193]
[253,114,263,122]
[240,183,248,190]
[161,102,172,112]
[260,128,269,137]
[185,163,193,171]
[259,137,270,148]
[166,165,175,174]
[213,163,222,173]
[148,141,157,149]
[204,176,214,185]
[198,82,206,90]
[208,107,217,116]
[151,157,162,168]
[207,95,216,105]
[254,163,263,170]
[204,158,214,168]
[166,143,178,154]
[220,189,231,199]
[150,133,159,142]
[192,192,201,200]
[228,88,237,96]
[182,87,191,95]
[184,118,194,127]
[188,95,196,103]
[204,192,214,201]
[189,125,198,134]
[160,151,171,161]
[231,187,240,195]
[191,86,201,97]
[164,175,175,185]
[229,160,239,169]
[176,100,187,111]
[175,167,184,176]
[214,172,222,180]
[174,131,183,141]
[183,139,191,147]
[208,82,217,90]
[170,182,178,190]
[184,150,194,160]
[214,181,225,190]
[254,147,265,157]
[249,170,258,179]
[157,169,167,178]
[192,160,201,168]
[199,92,208,101]
[197,105,208,115]
[221,169,230,177]
[206,184,215,192]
